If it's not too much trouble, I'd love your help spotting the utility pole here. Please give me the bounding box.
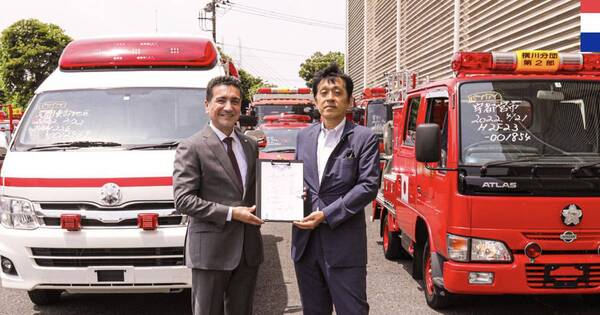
[211,0,216,42]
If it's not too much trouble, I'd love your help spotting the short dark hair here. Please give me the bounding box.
[206,76,242,102]
[311,63,354,99]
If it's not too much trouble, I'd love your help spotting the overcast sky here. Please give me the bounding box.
[0,0,346,87]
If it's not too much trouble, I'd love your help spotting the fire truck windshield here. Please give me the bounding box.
[460,80,600,166]
[261,128,300,153]
[255,105,313,124]
[13,88,208,151]
[366,99,388,134]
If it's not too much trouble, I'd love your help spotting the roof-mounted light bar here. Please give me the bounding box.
[256,88,311,94]
[59,37,218,70]
[452,50,600,76]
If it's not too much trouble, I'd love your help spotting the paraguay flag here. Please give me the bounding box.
[581,0,600,52]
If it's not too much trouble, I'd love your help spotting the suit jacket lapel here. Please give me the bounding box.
[320,121,355,191]
[306,124,321,192]
[202,126,244,196]
[236,129,255,200]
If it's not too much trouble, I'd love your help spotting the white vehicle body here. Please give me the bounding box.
[0,36,224,295]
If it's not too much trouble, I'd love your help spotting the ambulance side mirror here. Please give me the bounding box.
[416,124,440,163]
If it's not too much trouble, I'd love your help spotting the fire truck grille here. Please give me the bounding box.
[526,264,600,289]
[523,231,600,241]
[31,247,184,267]
[42,216,183,227]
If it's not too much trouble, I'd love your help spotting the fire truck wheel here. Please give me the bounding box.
[422,240,452,309]
[27,289,62,305]
[382,214,404,260]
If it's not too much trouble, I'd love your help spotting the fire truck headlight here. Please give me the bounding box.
[0,196,39,230]
[471,238,512,262]
[447,234,469,262]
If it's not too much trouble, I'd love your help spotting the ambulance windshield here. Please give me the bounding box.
[13,87,208,151]
[460,80,600,166]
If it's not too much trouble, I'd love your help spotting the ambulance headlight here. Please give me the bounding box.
[0,196,39,230]
[471,238,512,262]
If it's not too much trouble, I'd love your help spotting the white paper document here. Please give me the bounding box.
[257,160,304,222]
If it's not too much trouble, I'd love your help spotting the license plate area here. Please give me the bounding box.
[96,270,124,282]
[544,264,589,288]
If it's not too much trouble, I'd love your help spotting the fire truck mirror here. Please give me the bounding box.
[239,114,258,127]
[537,89,564,101]
[416,123,441,163]
[352,107,365,125]
[382,121,394,156]
[244,130,267,148]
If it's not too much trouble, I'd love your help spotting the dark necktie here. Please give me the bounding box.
[223,137,243,192]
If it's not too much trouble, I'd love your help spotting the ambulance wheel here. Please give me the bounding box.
[422,240,452,309]
[27,289,62,305]
[382,214,403,260]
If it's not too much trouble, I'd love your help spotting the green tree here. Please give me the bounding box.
[298,51,344,87]
[0,19,71,108]
[0,76,6,104]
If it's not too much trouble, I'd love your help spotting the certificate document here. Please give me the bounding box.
[256,159,304,222]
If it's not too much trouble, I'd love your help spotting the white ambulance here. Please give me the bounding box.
[0,36,226,305]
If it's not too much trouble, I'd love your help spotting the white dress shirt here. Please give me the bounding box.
[317,118,346,184]
[210,124,248,221]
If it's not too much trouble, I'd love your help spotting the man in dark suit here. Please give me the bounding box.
[173,76,264,315]
[293,64,380,314]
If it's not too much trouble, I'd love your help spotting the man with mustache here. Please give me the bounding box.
[174,76,264,315]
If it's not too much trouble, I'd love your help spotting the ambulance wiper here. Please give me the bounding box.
[570,159,600,175]
[127,140,180,150]
[480,155,542,176]
[27,141,122,151]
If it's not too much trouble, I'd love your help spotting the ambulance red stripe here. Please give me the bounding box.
[2,177,173,187]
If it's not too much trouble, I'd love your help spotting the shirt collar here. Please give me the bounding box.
[320,118,346,135]
[209,123,239,143]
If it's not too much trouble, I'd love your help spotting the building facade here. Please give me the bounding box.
[346,0,581,96]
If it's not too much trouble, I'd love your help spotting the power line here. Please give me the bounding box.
[218,42,312,58]
[221,3,344,30]
[231,3,344,28]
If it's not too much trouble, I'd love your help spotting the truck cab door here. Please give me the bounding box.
[394,94,423,238]
[415,88,450,245]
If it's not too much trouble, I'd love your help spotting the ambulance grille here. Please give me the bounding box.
[42,216,183,227]
[526,264,600,289]
[31,247,184,267]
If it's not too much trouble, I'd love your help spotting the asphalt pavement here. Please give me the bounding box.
[1,206,599,314]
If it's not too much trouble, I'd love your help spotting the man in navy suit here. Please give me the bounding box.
[293,64,380,315]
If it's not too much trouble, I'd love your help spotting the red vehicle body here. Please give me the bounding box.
[248,88,316,127]
[255,114,311,160]
[373,50,600,309]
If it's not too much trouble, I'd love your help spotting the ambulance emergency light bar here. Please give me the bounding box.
[59,37,218,70]
[452,51,600,76]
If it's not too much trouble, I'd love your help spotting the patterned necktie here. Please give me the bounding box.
[223,137,243,192]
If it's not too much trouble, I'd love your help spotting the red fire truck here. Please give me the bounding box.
[252,114,311,160]
[374,50,600,309]
[248,87,317,126]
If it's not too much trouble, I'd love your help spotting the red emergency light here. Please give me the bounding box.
[137,213,159,230]
[59,37,218,70]
[451,51,600,76]
[60,214,81,231]
[363,87,386,99]
[263,114,312,123]
[256,88,311,94]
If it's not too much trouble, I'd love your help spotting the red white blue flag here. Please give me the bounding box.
[581,0,600,52]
